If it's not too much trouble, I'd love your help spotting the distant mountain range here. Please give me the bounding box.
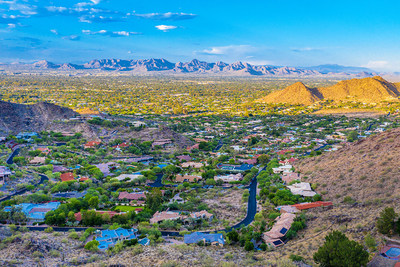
[259,76,400,105]
[0,58,378,77]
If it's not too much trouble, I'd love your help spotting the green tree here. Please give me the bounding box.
[376,207,397,236]
[205,179,216,186]
[88,196,99,209]
[313,231,369,267]
[146,188,163,212]
[244,240,254,251]
[257,154,269,165]
[84,240,99,252]
[227,230,239,242]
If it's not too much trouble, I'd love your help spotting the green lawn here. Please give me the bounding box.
[114,205,142,212]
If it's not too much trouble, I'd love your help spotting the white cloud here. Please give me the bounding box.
[7,23,16,28]
[363,60,389,69]
[50,29,58,35]
[132,12,196,21]
[62,35,81,41]
[201,45,255,55]
[155,25,177,32]
[82,29,139,37]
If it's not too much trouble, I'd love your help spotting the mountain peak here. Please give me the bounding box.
[259,81,323,105]
[259,76,400,105]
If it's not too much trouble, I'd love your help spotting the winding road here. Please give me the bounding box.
[2,146,264,237]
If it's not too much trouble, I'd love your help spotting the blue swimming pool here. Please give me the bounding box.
[386,247,400,258]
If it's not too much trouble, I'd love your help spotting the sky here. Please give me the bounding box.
[1,0,400,71]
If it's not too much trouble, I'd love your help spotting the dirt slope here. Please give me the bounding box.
[295,128,400,204]
[0,101,78,135]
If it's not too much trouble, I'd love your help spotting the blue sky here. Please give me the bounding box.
[0,0,399,71]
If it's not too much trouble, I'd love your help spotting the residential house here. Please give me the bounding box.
[122,156,154,163]
[216,163,253,173]
[152,139,173,148]
[262,213,296,248]
[176,155,192,162]
[60,172,75,182]
[189,210,213,221]
[281,173,301,184]
[184,232,224,247]
[11,202,61,222]
[118,191,146,201]
[114,174,144,182]
[181,162,203,168]
[187,143,199,151]
[112,142,130,151]
[52,191,87,198]
[292,201,333,210]
[150,210,212,224]
[84,141,101,149]
[287,182,316,197]
[276,205,300,214]
[215,173,243,183]
[0,166,12,181]
[175,174,201,183]
[95,228,140,250]
[272,164,293,174]
[53,166,69,173]
[150,211,182,224]
[16,132,38,142]
[29,157,46,165]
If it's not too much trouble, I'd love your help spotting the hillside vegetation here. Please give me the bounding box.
[295,128,400,204]
[260,76,400,105]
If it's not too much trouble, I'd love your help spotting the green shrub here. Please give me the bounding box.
[84,240,99,252]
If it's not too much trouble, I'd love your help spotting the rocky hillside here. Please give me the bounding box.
[259,76,400,105]
[0,101,78,135]
[319,76,400,102]
[259,82,323,105]
[294,128,400,204]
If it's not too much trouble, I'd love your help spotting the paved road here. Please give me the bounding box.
[148,173,166,188]
[2,147,264,237]
[213,140,224,152]
[6,148,20,164]
[162,166,266,236]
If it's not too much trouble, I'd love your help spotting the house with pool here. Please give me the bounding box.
[94,228,149,250]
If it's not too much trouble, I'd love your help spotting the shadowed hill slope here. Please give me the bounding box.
[0,101,78,135]
[294,128,400,204]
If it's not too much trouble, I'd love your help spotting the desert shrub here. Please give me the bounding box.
[84,240,99,252]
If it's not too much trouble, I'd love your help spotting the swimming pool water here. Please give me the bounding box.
[386,247,400,258]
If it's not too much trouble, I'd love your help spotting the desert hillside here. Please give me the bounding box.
[0,101,78,135]
[295,128,400,204]
[259,76,400,105]
[259,82,323,105]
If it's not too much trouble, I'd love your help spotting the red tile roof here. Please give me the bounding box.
[118,191,146,200]
[60,172,75,182]
[292,201,333,210]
